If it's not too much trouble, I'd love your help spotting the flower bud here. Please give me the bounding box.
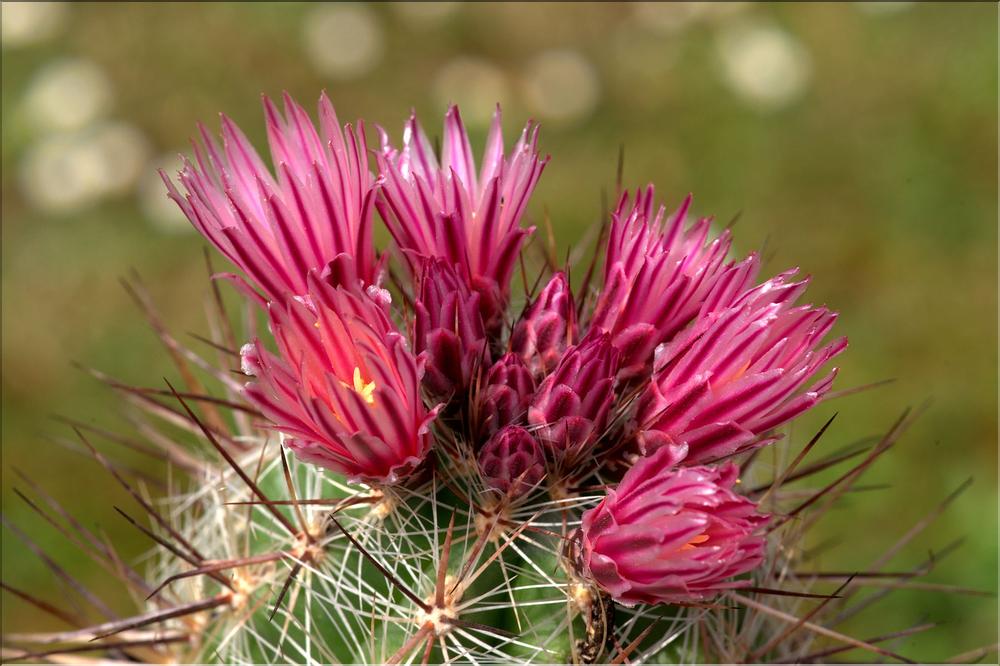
[511,272,575,375]
[477,353,535,439]
[528,335,619,458]
[413,258,489,400]
[478,426,545,497]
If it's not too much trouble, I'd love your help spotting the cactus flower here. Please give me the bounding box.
[477,425,546,497]
[588,187,733,380]
[163,93,378,303]
[241,274,437,482]
[376,105,547,333]
[635,267,847,465]
[581,448,768,605]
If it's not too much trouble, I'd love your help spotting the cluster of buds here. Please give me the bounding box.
[165,94,845,609]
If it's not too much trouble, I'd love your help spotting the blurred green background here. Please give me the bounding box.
[2,2,996,661]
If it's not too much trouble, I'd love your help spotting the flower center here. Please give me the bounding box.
[352,367,376,405]
[680,534,710,551]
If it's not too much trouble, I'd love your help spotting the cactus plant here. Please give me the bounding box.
[2,95,977,665]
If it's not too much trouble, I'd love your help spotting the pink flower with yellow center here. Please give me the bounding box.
[241,274,438,483]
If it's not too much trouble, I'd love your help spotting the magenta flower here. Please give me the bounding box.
[476,352,535,439]
[376,105,547,333]
[413,258,489,400]
[580,448,767,605]
[588,187,733,380]
[478,425,545,497]
[527,335,619,458]
[635,266,848,465]
[511,271,576,375]
[163,93,377,303]
[240,274,437,482]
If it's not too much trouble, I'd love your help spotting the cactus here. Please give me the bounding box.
[2,95,977,665]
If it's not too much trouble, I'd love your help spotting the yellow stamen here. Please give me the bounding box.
[353,367,376,405]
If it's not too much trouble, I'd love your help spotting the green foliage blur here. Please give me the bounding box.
[2,2,996,661]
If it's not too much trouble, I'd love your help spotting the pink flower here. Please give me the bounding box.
[635,265,847,465]
[240,274,437,483]
[163,92,377,303]
[511,272,576,376]
[376,105,547,333]
[477,426,545,497]
[528,335,619,458]
[476,352,535,439]
[580,449,767,605]
[588,187,733,380]
[413,259,489,400]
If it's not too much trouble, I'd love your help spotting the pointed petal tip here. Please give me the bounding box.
[156,168,176,187]
[218,112,239,133]
[262,95,282,120]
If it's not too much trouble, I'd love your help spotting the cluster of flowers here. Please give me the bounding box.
[164,94,845,607]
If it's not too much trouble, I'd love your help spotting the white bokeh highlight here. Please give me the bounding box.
[522,49,600,124]
[1,1,67,48]
[432,57,509,127]
[303,3,384,80]
[21,58,114,132]
[20,122,150,213]
[717,22,811,111]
